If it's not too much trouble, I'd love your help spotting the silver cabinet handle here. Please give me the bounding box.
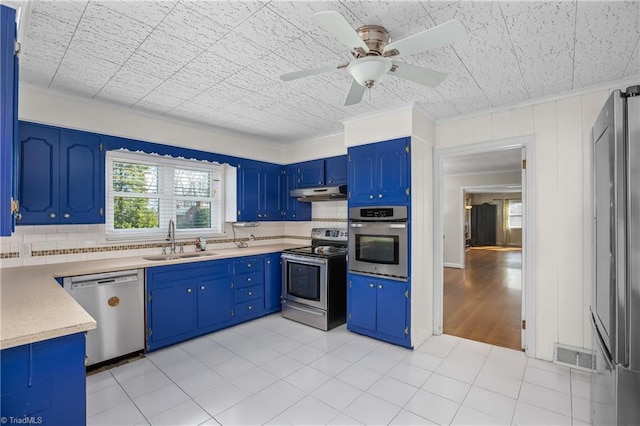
[378,285,383,289]
[64,213,70,218]
[187,288,192,293]
[369,195,374,199]
[248,291,252,296]
[248,305,252,310]
[247,277,252,282]
[378,194,383,198]
[369,283,374,288]
[50,213,56,219]
[266,260,271,264]
[247,263,252,267]
[200,285,205,290]
[258,214,262,218]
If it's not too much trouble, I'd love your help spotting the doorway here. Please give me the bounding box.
[445,187,523,350]
[433,136,536,356]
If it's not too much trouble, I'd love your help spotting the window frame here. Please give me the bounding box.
[106,150,226,240]
[507,199,523,229]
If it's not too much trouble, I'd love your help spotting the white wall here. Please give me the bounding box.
[410,106,436,347]
[284,133,346,163]
[435,88,610,360]
[19,86,284,164]
[344,104,413,147]
[443,172,521,267]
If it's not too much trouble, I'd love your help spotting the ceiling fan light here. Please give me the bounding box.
[347,57,392,87]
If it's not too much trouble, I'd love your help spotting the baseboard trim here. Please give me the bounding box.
[444,262,464,269]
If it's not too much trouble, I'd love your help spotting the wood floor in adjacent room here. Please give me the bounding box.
[444,246,523,351]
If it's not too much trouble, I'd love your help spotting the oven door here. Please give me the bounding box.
[281,253,327,310]
[348,221,408,280]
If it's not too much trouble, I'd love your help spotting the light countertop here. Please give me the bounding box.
[0,243,303,350]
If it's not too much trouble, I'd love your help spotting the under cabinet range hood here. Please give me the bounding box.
[291,185,347,202]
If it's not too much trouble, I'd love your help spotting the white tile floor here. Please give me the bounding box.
[87,314,592,425]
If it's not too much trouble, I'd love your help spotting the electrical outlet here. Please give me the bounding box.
[19,243,32,258]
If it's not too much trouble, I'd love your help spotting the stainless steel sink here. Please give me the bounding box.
[143,252,217,261]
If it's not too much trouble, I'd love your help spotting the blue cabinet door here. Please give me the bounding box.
[59,129,104,223]
[281,164,311,221]
[149,283,196,342]
[1,333,86,425]
[296,159,324,188]
[18,123,60,224]
[261,164,281,221]
[0,5,17,236]
[376,279,407,339]
[264,253,282,311]
[197,276,234,328]
[347,274,377,331]
[376,138,409,204]
[238,161,260,222]
[347,145,376,204]
[325,155,347,185]
[348,138,410,205]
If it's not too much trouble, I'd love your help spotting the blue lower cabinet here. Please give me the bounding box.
[347,273,411,347]
[264,253,282,312]
[146,259,234,351]
[197,276,234,329]
[1,332,86,425]
[146,253,282,351]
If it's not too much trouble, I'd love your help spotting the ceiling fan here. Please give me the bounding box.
[280,11,467,106]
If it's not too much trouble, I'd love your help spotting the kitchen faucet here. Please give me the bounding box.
[167,219,176,254]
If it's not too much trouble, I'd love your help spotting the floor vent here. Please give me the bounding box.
[553,343,595,372]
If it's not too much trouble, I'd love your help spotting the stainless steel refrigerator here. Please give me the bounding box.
[591,85,640,425]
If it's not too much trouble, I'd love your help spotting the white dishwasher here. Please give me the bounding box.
[63,269,144,366]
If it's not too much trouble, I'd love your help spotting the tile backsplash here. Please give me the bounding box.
[0,201,347,268]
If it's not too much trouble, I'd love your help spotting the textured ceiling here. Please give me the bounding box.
[17,0,640,143]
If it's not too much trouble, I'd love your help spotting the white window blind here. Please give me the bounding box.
[106,151,225,240]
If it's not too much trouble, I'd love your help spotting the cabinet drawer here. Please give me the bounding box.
[234,257,263,274]
[234,271,263,288]
[235,299,263,316]
[234,285,264,303]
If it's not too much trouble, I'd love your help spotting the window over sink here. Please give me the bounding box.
[106,150,226,240]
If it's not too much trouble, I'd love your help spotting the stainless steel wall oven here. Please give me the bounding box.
[348,205,408,281]
[281,228,348,331]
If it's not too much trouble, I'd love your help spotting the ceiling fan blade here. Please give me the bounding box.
[315,11,369,53]
[389,61,447,87]
[344,79,365,106]
[280,64,341,81]
[384,19,467,58]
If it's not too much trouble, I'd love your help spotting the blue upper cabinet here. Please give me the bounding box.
[324,155,347,186]
[18,124,60,224]
[0,5,17,236]
[294,156,348,188]
[296,159,324,188]
[281,164,311,221]
[59,129,104,223]
[237,160,282,222]
[237,160,260,222]
[18,123,105,225]
[261,163,281,221]
[348,137,410,205]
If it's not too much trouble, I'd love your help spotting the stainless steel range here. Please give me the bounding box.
[281,228,348,331]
